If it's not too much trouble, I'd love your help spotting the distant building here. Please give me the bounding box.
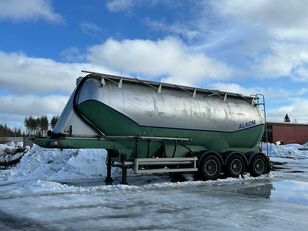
[263,122,308,144]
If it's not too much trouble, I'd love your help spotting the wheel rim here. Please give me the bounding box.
[230,158,243,175]
[254,158,265,174]
[205,160,218,176]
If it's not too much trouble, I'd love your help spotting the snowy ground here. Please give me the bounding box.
[0,144,308,230]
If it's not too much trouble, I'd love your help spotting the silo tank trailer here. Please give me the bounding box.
[34,71,270,184]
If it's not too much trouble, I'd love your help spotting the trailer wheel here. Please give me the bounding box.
[199,154,221,180]
[225,153,246,178]
[248,153,269,177]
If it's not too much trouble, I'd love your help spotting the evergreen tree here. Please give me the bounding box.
[24,117,29,134]
[50,115,59,129]
[34,117,41,136]
[28,117,33,135]
[40,115,49,136]
[23,115,53,136]
[284,114,290,123]
[0,124,23,137]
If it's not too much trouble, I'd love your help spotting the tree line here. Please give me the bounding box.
[0,124,23,137]
[0,115,59,137]
[24,115,59,136]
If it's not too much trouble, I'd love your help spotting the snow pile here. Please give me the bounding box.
[267,143,308,159]
[0,141,23,148]
[1,141,306,184]
[0,144,110,181]
[0,141,23,154]
[0,141,28,163]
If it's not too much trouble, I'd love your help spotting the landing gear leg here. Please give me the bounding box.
[104,151,113,185]
[120,154,128,185]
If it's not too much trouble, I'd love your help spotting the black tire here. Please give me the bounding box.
[225,153,246,178]
[199,154,222,180]
[249,153,269,177]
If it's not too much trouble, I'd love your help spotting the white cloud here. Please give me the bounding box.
[105,0,308,84]
[81,22,102,34]
[60,47,84,62]
[0,49,117,128]
[106,0,176,12]
[0,95,68,115]
[0,51,113,94]
[255,43,308,81]
[0,95,68,129]
[207,0,308,81]
[268,99,308,123]
[211,0,308,39]
[0,0,62,22]
[87,37,234,86]
[145,19,201,40]
[106,0,136,12]
[256,47,308,83]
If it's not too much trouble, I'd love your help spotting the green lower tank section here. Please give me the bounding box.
[76,100,264,161]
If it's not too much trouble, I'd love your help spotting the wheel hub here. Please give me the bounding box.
[205,160,217,176]
[255,159,265,173]
[230,159,242,175]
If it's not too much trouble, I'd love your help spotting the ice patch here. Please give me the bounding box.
[14,173,272,196]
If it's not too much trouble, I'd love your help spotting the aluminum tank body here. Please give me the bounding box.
[53,74,265,156]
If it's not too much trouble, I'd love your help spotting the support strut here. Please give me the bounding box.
[104,151,113,185]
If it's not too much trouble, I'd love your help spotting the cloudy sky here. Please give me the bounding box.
[0,0,308,128]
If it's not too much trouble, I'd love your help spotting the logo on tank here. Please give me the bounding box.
[239,120,256,129]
